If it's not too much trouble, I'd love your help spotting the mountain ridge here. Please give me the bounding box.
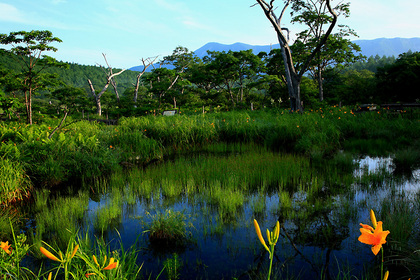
[129,37,420,71]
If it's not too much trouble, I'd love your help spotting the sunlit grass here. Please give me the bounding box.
[0,158,31,205]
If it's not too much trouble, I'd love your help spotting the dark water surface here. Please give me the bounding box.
[26,153,420,279]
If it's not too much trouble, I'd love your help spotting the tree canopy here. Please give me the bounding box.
[1,29,417,121]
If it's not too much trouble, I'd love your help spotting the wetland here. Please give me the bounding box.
[1,108,419,279]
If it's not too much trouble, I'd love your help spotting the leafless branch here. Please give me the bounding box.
[134,56,159,102]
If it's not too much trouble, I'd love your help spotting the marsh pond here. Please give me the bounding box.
[22,146,420,279]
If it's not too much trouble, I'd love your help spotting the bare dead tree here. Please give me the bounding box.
[87,54,126,116]
[254,0,337,111]
[133,56,158,103]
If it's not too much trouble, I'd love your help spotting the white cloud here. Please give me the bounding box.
[0,3,27,23]
[0,2,78,30]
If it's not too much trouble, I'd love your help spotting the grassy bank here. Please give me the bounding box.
[0,107,419,204]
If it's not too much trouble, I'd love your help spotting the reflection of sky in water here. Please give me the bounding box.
[83,156,419,279]
[353,156,420,207]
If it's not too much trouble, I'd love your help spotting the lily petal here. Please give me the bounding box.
[359,223,374,232]
[253,219,270,252]
[93,255,99,267]
[40,247,61,262]
[1,241,12,255]
[103,258,118,270]
[70,244,79,259]
[370,209,378,229]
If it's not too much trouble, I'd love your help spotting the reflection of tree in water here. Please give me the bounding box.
[281,211,349,279]
[249,183,352,280]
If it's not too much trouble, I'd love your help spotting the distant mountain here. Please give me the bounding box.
[193,42,280,58]
[194,38,420,58]
[352,37,420,58]
[129,38,420,71]
[129,63,174,72]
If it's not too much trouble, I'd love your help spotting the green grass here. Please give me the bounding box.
[144,209,191,247]
[392,147,420,173]
[30,190,89,250]
[31,230,143,280]
[1,107,419,197]
[162,253,182,280]
[0,158,32,205]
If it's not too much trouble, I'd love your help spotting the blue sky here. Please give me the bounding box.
[1,0,419,69]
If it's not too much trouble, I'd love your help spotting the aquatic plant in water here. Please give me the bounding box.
[163,253,182,280]
[253,219,280,280]
[144,209,190,247]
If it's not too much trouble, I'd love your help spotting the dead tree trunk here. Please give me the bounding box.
[88,54,126,116]
[134,56,158,103]
[100,53,126,103]
[87,69,125,116]
[255,0,337,111]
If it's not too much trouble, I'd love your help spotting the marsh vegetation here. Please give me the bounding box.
[1,108,419,279]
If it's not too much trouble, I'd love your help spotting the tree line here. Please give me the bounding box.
[0,30,419,124]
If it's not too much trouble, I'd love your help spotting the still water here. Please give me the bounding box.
[76,153,419,279]
[26,150,419,279]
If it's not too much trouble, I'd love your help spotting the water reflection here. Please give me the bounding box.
[30,153,419,279]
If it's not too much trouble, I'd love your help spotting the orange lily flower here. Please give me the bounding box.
[92,255,118,271]
[358,221,390,255]
[103,257,118,270]
[1,241,12,255]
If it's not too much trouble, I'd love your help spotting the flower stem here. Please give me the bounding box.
[381,247,384,280]
[267,244,275,280]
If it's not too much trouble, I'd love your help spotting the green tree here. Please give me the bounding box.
[0,89,23,119]
[0,30,66,124]
[295,34,364,102]
[203,51,240,107]
[255,0,340,111]
[261,49,290,107]
[348,55,396,73]
[161,46,199,108]
[51,86,89,114]
[101,90,118,118]
[288,0,361,102]
[376,52,420,103]
[324,69,376,105]
[233,50,265,103]
[144,67,178,110]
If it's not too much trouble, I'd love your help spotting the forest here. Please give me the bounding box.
[0,39,419,122]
